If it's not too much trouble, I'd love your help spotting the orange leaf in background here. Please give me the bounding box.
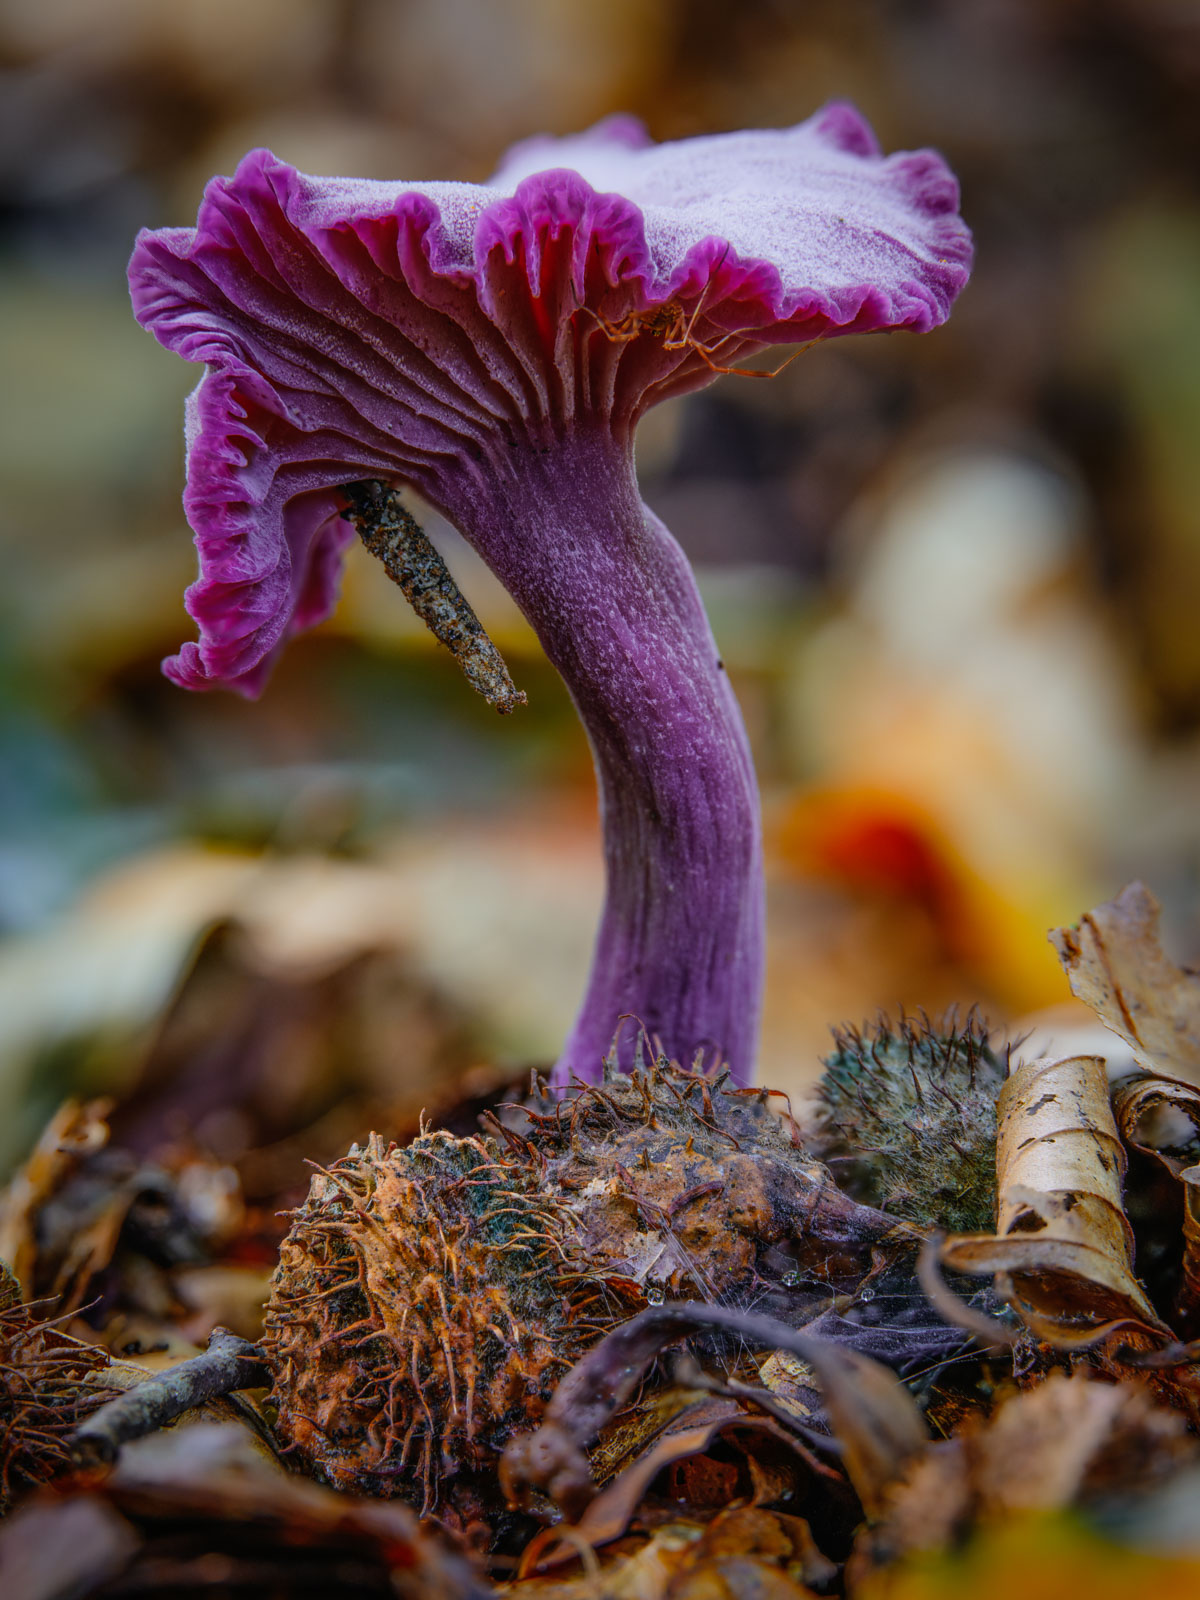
[776,784,1072,1011]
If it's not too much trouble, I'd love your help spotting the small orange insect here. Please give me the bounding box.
[578,272,812,379]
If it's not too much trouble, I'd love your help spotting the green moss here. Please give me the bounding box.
[812,1012,1003,1232]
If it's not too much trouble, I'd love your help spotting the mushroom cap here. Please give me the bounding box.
[130,104,971,695]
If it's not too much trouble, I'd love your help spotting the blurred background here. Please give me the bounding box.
[2,0,1199,1178]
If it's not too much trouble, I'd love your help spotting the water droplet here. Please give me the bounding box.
[782,1270,802,1288]
[646,1284,665,1304]
[859,1286,875,1303]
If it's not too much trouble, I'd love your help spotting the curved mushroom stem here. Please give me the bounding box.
[434,425,763,1087]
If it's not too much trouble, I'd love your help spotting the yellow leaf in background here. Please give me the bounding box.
[940,1055,1168,1343]
[855,1514,1200,1600]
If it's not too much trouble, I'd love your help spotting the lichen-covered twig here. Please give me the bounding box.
[70,1327,268,1468]
[341,480,526,715]
[499,1300,927,1521]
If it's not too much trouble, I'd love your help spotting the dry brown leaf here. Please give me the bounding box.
[940,1054,1169,1343]
[1051,881,1200,1086]
[520,1398,831,1575]
[968,1371,1189,1514]
[0,1421,486,1600]
[502,1301,926,1528]
[853,1514,1200,1600]
[852,1372,1193,1585]
[1178,1164,1200,1334]
[509,1508,830,1600]
[0,1099,111,1298]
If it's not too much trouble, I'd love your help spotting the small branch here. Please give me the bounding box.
[70,1327,269,1468]
[341,480,526,714]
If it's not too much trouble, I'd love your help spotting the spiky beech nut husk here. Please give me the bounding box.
[810,1012,1003,1232]
[262,1128,599,1520]
[263,1059,905,1520]
[0,1292,111,1512]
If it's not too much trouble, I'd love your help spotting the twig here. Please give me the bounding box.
[341,480,526,714]
[70,1327,269,1468]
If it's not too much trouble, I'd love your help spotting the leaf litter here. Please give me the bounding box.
[5,885,1200,1594]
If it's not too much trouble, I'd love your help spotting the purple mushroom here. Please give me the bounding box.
[129,105,971,1088]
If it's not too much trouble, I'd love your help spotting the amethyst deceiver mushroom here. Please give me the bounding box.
[129,105,971,1087]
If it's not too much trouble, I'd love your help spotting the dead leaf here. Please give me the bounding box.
[521,1397,833,1573]
[501,1301,928,1528]
[172,1263,273,1344]
[940,1055,1169,1343]
[0,1100,111,1298]
[972,1371,1190,1515]
[1051,882,1200,1086]
[853,1510,1200,1600]
[852,1372,1193,1585]
[0,1496,139,1600]
[508,1508,831,1599]
[0,1421,486,1600]
[1178,1165,1200,1334]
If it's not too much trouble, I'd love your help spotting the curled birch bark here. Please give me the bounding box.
[940,1055,1169,1345]
[1112,1072,1200,1180]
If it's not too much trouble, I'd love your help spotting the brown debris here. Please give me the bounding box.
[0,1093,245,1323]
[1177,1166,1200,1335]
[506,1506,832,1599]
[0,1100,112,1302]
[517,1393,846,1576]
[500,1300,927,1525]
[853,1371,1194,1582]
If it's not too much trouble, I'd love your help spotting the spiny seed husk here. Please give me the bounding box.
[811,1011,1003,1232]
[263,1061,905,1519]
[262,1129,598,1517]
[0,1299,111,1512]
